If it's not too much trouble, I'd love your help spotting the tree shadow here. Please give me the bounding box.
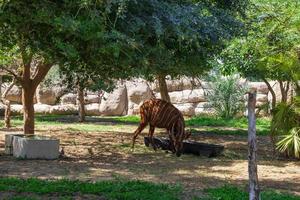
[0,127,299,196]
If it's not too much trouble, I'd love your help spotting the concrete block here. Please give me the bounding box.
[13,135,59,159]
[5,134,23,155]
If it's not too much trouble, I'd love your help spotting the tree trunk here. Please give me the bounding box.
[295,82,300,97]
[248,92,260,200]
[0,75,2,97]
[77,85,85,122]
[157,74,170,102]
[22,87,35,135]
[262,79,276,110]
[4,101,11,128]
[279,81,289,103]
[2,78,16,129]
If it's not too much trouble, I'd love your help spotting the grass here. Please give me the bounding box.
[0,177,181,200]
[0,114,271,136]
[198,185,300,200]
[1,178,299,200]
[187,115,271,135]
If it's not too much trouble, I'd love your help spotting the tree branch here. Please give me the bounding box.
[32,62,52,88]
[263,78,276,109]
[0,65,23,83]
[1,77,16,104]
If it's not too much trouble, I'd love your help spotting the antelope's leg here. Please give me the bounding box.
[168,127,176,153]
[149,125,156,151]
[132,122,147,149]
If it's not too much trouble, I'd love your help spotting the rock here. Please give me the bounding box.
[169,89,206,104]
[244,108,269,117]
[174,103,196,116]
[85,103,100,116]
[11,104,23,115]
[248,82,269,94]
[0,103,5,116]
[126,80,153,115]
[126,81,153,104]
[99,85,127,116]
[127,103,141,115]
[4,85,22,104]
[257,94,268,102]
[34,103,52,114]
[85,95,100,104]
[36,85,66,105]
[194,102,214,115]
[151,77,202,92]
[61,93,77,105]
[50,104,77,115]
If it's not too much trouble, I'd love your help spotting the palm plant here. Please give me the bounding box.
[276,127,300,158]
[206,75,248,119]
[272,97,300,158]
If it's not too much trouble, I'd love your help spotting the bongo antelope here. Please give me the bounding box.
[132,98,190,157]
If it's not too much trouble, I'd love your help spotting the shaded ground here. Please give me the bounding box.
[0,117,299,199]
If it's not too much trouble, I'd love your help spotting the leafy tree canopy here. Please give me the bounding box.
[109,0,248,80]
[221,0,300,82]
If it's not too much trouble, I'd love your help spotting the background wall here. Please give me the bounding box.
[0,77,279,116]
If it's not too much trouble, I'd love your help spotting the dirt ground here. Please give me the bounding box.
[0,123,299,198]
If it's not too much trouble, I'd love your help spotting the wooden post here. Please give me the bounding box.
[248,91,260,200]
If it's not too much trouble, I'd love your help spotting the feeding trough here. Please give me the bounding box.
[5,134,60,159]
[144,136,224,157]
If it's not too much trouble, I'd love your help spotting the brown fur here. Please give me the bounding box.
[132,98,190,156]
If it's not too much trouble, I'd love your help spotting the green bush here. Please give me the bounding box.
[206,75,248,119]
[272,97,300,158]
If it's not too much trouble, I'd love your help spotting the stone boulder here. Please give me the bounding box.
[61,93,77,105]
[248,82,269,94]
[127,104,140,115]
[256,94,268,103]
[50,104,77,115]
[85,94,100,104]
[151,77,202,92]
[194,102,214,115]
[34,104,52,114]
[11,104,23,115]
[126,80,153,115]
[99,85,127,116]
[174,103,196,116]
[36,85,66,105]
[85,103,100,116]
[169,89,206,104]
[4,85,22,104]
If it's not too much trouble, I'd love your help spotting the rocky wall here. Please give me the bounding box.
[0,78,271,116]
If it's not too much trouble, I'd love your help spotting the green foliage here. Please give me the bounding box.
[276,127,300,158]
[41,65,62,87]
[205,75,248,118]
[0,177,181,200]
[199,185,300,200]
[221,0,300,82]
[0,0,136,83]
[111,0,247,80]
[271,97,300,158]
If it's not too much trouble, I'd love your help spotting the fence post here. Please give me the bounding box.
[248,91,260,200]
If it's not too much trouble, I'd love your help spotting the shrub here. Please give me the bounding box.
[206,75,248,119]
[273,97,300,158]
